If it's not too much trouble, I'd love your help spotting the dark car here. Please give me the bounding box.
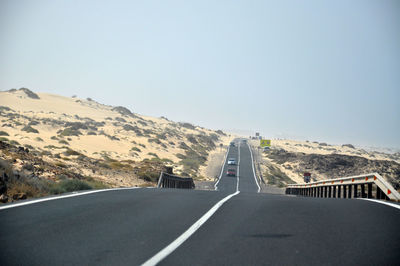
[230,142,235,147]
[226,168,236,176]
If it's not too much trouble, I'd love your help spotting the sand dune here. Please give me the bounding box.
[0,89,231,191]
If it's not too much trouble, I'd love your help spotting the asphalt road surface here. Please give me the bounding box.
[1,139,399,265]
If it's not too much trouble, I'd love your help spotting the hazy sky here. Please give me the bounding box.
[1,0,399,148]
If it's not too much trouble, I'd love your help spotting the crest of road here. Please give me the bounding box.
[1,139,399,265]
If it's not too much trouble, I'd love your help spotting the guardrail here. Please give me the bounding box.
[286,173,400,202]
[157,172,195,189]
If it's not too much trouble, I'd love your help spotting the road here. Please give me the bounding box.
[1,139,399,265]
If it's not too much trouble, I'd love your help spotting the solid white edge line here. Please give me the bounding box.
[142,190,240,266]
[248,143,261,193]
[357,198,400,210]
[237,141,240,192]
[0,187,139,211]
[214,145,230,190]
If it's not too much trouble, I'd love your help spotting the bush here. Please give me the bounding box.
[179,122,195,130]
[51,179,92,194]
[130,147,141,152]
[59,139,69,145]
[148,138,161,144]
[63,149,81,156]
[148,152,159,158]
[22,125,39,133]
[9,140,20,145]
[58,127,81,136]
[108,161,133,170]
[112,106,134,117]
[0,131,9,136]
[137,171,159,182]
[35,137,44,142]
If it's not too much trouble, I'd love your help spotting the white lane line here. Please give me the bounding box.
[358,198,400,210]
[214,145,230,190]
[0,187,139,211]
[142,190,240,266]
[237,141,240,192]
[248,143,261,193]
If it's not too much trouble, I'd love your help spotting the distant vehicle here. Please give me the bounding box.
[226,168,236,176]
[230,142,235,147]
[241,139,247,143]
[227,158,236,165]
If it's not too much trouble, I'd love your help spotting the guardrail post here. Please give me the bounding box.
[343,185,347,199]
[332,186,336,198]
[323,186,327,198]
[367,183,373,198]
[347,185,352,198]
[376,186,382,199]
[353,184,358,198]
[338,186,341,198]
[361,184,366,198]
[313,187,316,197]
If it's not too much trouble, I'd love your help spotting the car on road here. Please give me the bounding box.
[226,168,236,176]
[227,158,236,165]
[230,142,235,147]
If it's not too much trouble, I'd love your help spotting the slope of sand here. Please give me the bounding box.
[0,89,231,186]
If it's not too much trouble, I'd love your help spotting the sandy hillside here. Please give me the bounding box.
[249,139,400,189]
[0,88,232,197]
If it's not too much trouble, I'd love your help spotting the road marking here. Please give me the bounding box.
[237,140,240,192]
[214,145,230,190]
[0,187,139,211]
[358,198,400,210]
[142,190,240,266]
[248,143,261,193]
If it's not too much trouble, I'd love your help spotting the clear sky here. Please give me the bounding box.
[1,0,399,148]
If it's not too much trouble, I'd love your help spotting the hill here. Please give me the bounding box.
[0,88,231,202]
[252,139,400,190]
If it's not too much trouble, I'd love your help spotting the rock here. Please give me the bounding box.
[12,193,27,200]
[0,194,8,203]
[342,144,355,149]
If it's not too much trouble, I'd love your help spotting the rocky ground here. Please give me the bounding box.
[252,140,400,191]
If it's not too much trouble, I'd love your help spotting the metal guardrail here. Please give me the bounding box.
[157,172,195,189]
[286,173,400,202]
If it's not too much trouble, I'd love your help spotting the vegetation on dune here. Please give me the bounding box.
[22,125,39,133]
[58,127,82,136]
[264,165,294,188]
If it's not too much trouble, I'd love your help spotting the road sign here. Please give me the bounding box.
[260,139,271,147]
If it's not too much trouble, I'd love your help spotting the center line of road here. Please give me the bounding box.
[142,190,240,266]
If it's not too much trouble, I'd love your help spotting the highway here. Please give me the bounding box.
[1,140,399,265]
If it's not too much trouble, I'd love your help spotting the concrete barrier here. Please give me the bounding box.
[286,173,400,202]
